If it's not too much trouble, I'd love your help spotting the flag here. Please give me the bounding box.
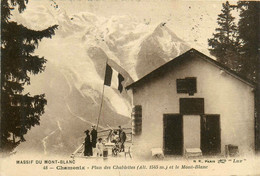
[104,64,113,86]
[104,64,125,93]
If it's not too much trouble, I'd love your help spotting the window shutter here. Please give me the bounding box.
[132,105,142,135]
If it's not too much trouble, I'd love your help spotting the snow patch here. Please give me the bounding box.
[57,121,62,131]
[104,87,131,117]
[156,25,182,56]
[65,103,105,129]
[41,130,57,155]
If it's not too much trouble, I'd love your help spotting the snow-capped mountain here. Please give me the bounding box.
[13,4,190,155]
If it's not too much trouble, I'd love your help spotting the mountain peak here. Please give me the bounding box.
[153,22,167,35]
[152,22,183,42]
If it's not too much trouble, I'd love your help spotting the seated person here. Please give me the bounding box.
[111,130,120,143]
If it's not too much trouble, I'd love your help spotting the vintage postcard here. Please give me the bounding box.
[1,0,259,175]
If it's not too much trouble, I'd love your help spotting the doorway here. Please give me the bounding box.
[183,115,201,149]
[200,114,221,155]
[163,114,183,155]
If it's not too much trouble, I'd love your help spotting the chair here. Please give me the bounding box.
[125,146,132,158]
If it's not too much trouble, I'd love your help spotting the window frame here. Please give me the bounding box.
[176,77,197,95]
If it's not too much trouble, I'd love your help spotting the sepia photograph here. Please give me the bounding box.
[0,0,259,175]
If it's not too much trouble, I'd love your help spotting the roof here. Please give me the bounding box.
[126,48,256,89]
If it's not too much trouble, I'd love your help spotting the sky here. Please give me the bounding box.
[14,0,240,55]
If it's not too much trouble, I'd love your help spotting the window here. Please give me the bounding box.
[176,77,197,95]
[180,98,204,115]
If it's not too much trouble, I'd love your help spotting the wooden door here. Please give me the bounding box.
[163,114,183,155]
[201,115,221,155]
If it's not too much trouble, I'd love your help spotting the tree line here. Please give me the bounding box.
[208,1,259,82]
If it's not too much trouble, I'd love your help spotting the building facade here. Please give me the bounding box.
[126,49,256,159]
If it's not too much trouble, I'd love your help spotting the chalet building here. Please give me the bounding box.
[126,48,257,158]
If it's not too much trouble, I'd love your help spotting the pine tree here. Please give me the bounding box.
[237,1,259,81]
[208,1,240,70]
[237,1,260,153]
[1,0,58,152]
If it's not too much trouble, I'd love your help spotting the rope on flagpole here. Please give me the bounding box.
[96,58,108,131]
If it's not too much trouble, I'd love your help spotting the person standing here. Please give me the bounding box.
[119,127,126,152]
[118,126,122,136]
[84,130,92,156]
[91,125,97,155]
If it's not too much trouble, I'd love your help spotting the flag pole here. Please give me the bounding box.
[96,58,108,131]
